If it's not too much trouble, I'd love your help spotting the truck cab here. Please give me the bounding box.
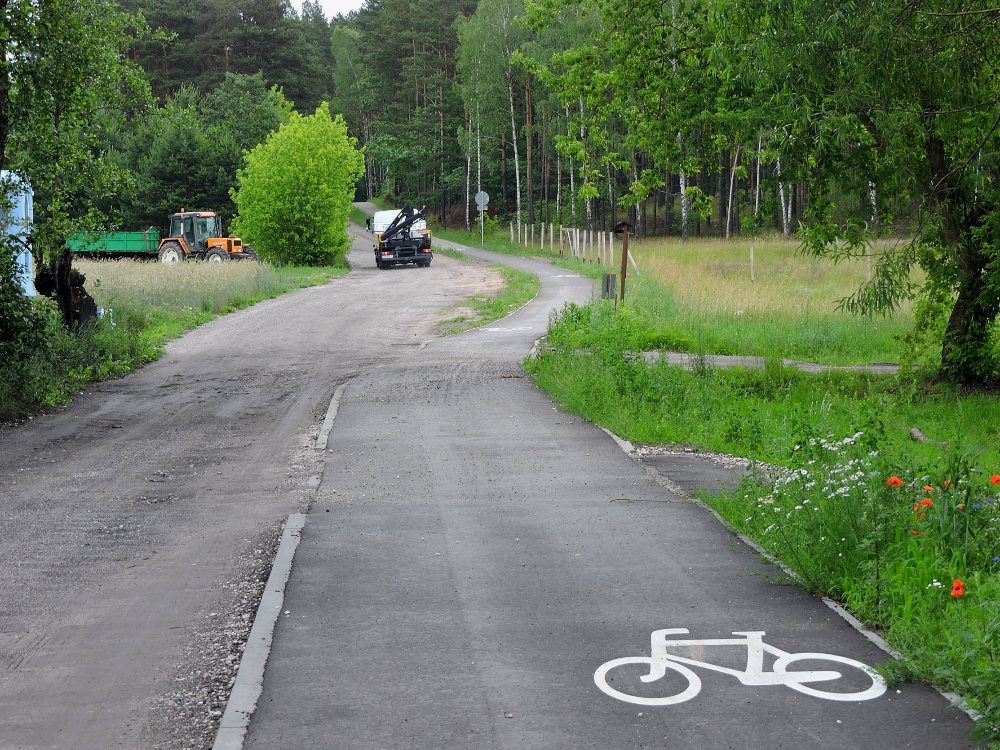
[370,208,432,269]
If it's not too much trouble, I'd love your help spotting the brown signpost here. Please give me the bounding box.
[613,222,633,309]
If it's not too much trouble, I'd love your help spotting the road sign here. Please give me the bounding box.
[474,191,489,209]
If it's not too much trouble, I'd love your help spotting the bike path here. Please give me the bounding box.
[242,242,973,749]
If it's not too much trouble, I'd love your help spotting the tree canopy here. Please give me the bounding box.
[230,103,364,265]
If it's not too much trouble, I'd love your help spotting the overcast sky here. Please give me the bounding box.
[306,0,365,19]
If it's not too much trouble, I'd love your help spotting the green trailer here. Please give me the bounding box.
[66,228,161,256]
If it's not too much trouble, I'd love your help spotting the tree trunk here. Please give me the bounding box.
[726,144,741,239]
[580,98,592,230]
[526,74,534,225]
[440,107,446,227]
[680,171,689,240]
[501,131,508,207]
[665,168,672,237]
[464,110,471,231]
[566,106,576,226]
[508,74,522,226]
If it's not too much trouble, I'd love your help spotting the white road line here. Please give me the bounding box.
[213,513,307,750]
[316,381,350,450]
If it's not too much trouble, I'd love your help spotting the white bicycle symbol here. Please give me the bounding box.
[594,628,886,705]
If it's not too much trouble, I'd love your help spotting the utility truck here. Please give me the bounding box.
[367,205,432,269]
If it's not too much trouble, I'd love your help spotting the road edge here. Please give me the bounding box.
[213,513,307,750]
[317,382,350,450]
[598,426,983,724]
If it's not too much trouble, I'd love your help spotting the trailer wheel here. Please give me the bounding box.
[158,242,185,264]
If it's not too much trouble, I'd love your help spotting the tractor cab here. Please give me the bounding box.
[157,209,258,263]
[169,212,222,254]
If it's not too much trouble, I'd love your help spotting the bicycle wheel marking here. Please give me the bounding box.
[594,628,887,706]
[594,657,702,706]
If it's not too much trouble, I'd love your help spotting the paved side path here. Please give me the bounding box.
[243,238,972,749]
[644,351,902,375]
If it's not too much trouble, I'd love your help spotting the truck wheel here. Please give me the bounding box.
[206,248,229,263]
[158,242,185,264]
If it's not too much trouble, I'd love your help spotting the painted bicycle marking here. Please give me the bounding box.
[594,628,886,706]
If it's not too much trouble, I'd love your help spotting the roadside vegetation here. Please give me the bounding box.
[525,256,1000,741]
[0,260,346,421]
[436,264,540,335]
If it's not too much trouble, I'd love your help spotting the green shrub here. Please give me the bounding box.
[230,103,364,266]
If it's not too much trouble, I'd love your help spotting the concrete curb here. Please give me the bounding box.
[213,513,307,750]
[598,427,983,724]
[317,381,350,450]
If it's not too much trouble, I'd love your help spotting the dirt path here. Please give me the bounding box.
[0,227,504,750]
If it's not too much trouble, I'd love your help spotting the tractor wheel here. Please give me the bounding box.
[206,248,229,263]
[158,242,185,265]
[244,247,259,262]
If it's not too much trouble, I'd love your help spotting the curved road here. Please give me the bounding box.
[241,232,972,749]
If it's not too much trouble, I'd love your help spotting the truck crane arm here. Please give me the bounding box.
[379,204,427,243]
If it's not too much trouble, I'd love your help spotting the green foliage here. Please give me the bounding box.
[120,0,335,113]
[231,104,364,266]
[1,0,152,263]
[529,296,1000,740]
[0,246,46,389]
[103,74,291,230]
[522,0,1000,382]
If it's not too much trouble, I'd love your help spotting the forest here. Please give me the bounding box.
[1,0,998,384]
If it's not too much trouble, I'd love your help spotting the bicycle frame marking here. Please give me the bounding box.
[594,628,886,706]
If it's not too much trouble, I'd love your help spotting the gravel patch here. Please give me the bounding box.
[144,523,283,750]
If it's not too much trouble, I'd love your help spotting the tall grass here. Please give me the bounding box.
[75,258,330,313]
[437,225,918,366]
[626,237,918,366]
[527,300,1000,743]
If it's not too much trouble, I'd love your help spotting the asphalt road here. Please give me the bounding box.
[242,237,974,748]
[0,227,502,749]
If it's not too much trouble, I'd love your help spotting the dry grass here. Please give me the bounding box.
[631,235,916,321]
[618,235,919,365]
[75,258,290,312]
[73,257,347,318]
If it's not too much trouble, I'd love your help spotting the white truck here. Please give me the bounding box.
[367,205,433,269]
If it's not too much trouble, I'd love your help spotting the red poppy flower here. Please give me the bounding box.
[920,499,933,507]
[911,530,917,535]
[992,475,1000,486]
[951,579,964,597]
[886,476,904,488]
[958,504,965,510]
[924,485,934,493]
[913,502,920,512]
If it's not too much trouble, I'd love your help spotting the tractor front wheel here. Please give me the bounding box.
[206,248,229,263]
[158,242,185,264]
[244,247,259,262]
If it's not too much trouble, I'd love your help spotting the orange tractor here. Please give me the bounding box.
[157,210,258,264]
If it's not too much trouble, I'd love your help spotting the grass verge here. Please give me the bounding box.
[525,299,1000,743]
[1,259,347,421]
[437,263,539,335]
